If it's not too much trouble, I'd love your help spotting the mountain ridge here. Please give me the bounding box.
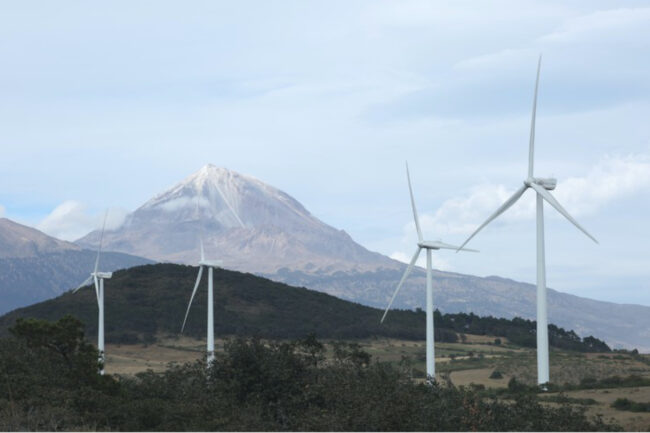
[0,217,79,258]
[0,218,154,314]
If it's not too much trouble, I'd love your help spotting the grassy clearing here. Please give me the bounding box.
[546,387,650,431]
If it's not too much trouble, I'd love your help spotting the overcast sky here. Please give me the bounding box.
[1,1,649,306]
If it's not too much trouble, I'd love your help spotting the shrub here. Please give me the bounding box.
[489,370,503,379]
[612,398,650,412]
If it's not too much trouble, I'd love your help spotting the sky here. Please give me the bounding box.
[1,1,649,306]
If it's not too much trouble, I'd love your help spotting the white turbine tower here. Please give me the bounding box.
[180,182,245,366]
[73,211,111,375]
[456,56,598,386]
[381,163,477,381]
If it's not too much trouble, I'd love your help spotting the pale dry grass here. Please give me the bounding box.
[104,335,221,375]
[450,367,511,388]
[461,334,509,344]
[548,386,650,431]
[494,351,650,386]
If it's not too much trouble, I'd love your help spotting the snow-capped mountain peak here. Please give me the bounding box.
[139,165,315,230]
[77,165,393,272]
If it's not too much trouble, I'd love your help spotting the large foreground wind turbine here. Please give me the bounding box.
[73,212,111,375]
[180,185,245,366]
[456,56,598,385]
[381,163,477,381]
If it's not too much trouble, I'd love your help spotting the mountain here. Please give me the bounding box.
[0,218,78,258]
[77,164,396,273]
[0,263,611,354]
[75,165,650,351]
[273,269,650,352]
[0,218,153,315]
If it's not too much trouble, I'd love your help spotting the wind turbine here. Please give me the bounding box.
[381,163,477,381]
[456,56,598,386]
[73,211,111,375]
[180,184,245,366]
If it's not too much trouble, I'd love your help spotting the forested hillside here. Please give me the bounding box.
[0,264,610,353]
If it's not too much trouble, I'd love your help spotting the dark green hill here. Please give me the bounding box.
[0,263,425,343]
[0,263,610,352]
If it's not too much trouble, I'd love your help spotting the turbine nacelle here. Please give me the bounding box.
[418,240,478,252]
[418,241,441,250]
[92,272,113,279]
[525,177,557,191]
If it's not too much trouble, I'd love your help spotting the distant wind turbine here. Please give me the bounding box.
[180,184,245,366]
[381,163,477,381]
[73,211,111,375]
[456,56,598,386]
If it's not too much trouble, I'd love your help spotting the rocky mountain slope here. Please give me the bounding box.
[0,218,153,314]
[0,218,78,258]
[270,268,650,352]
[74,165,650,351]
[77,164,397,273]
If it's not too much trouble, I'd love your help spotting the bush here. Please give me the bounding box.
[489,370,503,379]
[612,398,650,412]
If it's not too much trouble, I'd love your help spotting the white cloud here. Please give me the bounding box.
[555,154,650,215]
[389,250,412,264]
[37,201,128,241]
[398,154,650,239]
[0,204,5,218]
[540,8,650,44]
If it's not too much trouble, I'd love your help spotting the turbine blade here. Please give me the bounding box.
[528,55,542,178]
[93,275,100,303]
[181,266,204,333]
[528,182,598,244]
[94,210,109,274]
[381,247,422,324]
[73,275,94,293]
[456,185,528,252]
[433,241,479,253]
[405,162,423,242]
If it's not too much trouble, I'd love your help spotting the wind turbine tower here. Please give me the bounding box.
[181,179,245,366]
[73,211,112,375]
[456,56,598,385]
[381,163,477,381]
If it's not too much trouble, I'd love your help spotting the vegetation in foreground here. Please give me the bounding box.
[0,316,618,431]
